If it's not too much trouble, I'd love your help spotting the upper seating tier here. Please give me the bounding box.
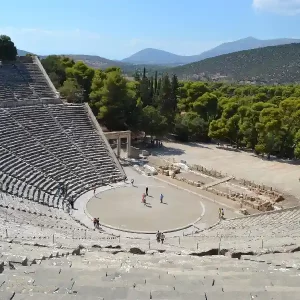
[0,56,59,105]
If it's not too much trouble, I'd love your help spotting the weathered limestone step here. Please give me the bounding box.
[0,241,71,261]
[243,252,300,269]
[13,293,81,300]
[204,291,268,300]
[0,254,28,266]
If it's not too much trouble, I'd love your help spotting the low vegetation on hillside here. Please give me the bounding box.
[41,55,300,159]
[169,43,300,84]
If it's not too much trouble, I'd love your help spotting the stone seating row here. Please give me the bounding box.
[0,205,112,244]
[0,64,36,101]
[48,104,118,172]
[17,62,57,98]
[8,106,103,187]
[0,171,59,207]
[198,206,300,238]
[165,234,300,254]
[0,62,57,101]
[242,252,300,269]
[0,247,299,299]
[0,240,72,266]
[0,192,68,220]
[155,206,300,253]
[0,104,124,207]
[0,192,90,233]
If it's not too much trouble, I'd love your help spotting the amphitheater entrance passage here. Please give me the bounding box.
[105,131,131,158]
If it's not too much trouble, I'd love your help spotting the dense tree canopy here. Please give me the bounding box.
[41,55,300,159]
[1,36,299,159]
[0,35,17,61]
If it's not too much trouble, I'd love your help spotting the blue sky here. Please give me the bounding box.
[0,0,300,59]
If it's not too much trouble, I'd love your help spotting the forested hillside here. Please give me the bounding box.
[41,56,300,160]
[170,43,300,84]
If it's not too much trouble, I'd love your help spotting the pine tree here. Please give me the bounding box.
[158,74,172,114]
[140,68,151,107]
[157,77,162,94]
[154,71,158,94]
[170,74,179,112]
[149,76,154,105]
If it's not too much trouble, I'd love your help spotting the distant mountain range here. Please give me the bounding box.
[168,43,300,84]
[16,36,300,82]
[122,37,300,66]
[17,49,31,56]
[16,50,165,75]
[18,37,300,68]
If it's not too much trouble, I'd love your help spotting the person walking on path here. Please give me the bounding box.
[142,193,146,205]
[93,218,97,228]
[160,193,164,203]
[146,186,148,196]
[131,179,134,186]
[156,231,161,243]
[69,197,75,209]
[161,232,165,244]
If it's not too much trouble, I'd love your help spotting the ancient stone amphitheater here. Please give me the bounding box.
[0,56,299,299]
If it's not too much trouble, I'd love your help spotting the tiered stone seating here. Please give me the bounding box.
[0,78,15,102]
[0,104,123,206]
[165,207,300,253]
[0,144,58,204]
[0,63,37,102]
[0,57,58,104]
[8,106,102,188]
[0,175,298,299]
[0,192,115,246]
[16,62,57,99]
[0,240,71,265]
[48,104,123,182]
[0,246,299,299]
[202,207,300,238]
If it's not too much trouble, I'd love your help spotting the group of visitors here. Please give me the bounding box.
[156,230,165,244]
[141,186,164,205]
[93,217,100,229]
[149,139,163,148]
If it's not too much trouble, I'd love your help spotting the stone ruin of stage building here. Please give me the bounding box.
[146,156,288,213]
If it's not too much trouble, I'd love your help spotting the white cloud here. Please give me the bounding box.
[253,0,300,15]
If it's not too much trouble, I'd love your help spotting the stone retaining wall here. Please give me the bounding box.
[188,164,225,179]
